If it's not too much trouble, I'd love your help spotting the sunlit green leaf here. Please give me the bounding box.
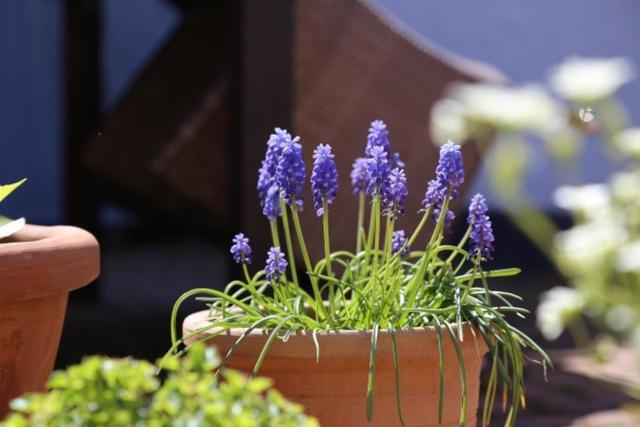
[0,178,26,204]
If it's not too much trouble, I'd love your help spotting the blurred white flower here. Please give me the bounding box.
[448,83,563,132]
[537,287,585,340]
[553,184,610,219]
[542,125,582,162]
[489,137,530,195]
[429,98,468,145]
[610,170,640,205]
[605,305,636,333]
[614,128,640,159]
[630,327,640,349]
[554,220,626,274]
[549,57,634,103]
[615,240,640,272]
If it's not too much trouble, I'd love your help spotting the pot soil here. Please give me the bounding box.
[184,310,487,427]
[0,225,99,418]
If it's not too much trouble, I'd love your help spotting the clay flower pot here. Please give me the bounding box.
[184,310,487,427]
[0,225,100,417]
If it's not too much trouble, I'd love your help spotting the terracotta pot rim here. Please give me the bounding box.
[184,309,482,338]
[0,224,100,302]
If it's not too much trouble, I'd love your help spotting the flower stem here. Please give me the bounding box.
[322,199,336,316]
[460,262,478,303]
[242,264,252,284]
[366,196,382,291]
[380,217,395,316]
[322,199,333,277]
[446,225,472,266]
[279,199,299,287]
[289,203,334,326]
[408,208,431,248]
[402,195,451,321]
[382,216,394,266]
[269,219,281,248]
[356,191,366,254]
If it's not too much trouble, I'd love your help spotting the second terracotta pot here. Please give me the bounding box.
[0,225,100,418]
[184,310,487,427]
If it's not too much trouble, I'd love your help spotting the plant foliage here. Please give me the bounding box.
[1,343,317,427]
[168,124,550,426]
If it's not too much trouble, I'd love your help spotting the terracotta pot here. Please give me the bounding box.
[184,310,487,427]
[0,225,100,417]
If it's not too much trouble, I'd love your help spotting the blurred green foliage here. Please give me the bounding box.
[431,56,640,388]
[0,343,317,427]
[0,178,27,239]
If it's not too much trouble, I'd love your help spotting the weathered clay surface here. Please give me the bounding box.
[185,310,487,427]
[0,225,99,418]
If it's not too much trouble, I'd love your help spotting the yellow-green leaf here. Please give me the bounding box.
[0,178,27,204]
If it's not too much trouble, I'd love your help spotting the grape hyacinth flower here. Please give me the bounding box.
[421,140,464,227]
[365,119,404,169]
[468,193,495,260]
[257,160,274,204]
[391,230,409,258]
[276,136,306,210]
[311,144,339,216]
[257,128,292,214]
[230,233,252,265]
[366,119,391,155]
[434,206,456,229]
[422,179,455,227]
[262,184,281,220]
[422,179,446,210]
[366,146,390,197]
[265,246,288,281]
[436,140,464,193]
[390,151,405,170]
[384,168,408,219]
[350,157,370,194]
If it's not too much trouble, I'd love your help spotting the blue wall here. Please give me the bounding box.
[2,1,639,223]
[0,0,63,224]
[0,0,179,225]
[375,0,640,207]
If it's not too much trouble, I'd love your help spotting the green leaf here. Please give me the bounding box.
[388,326,405,426]
[433,319,445,425]
[366,323,379,422]
[0,179,26,204]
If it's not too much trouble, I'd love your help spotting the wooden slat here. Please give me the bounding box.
[64,0,101,231]
[152,79,233,224]
[84,0,233,222]
[238,0,294,258]
[292,0,506,260]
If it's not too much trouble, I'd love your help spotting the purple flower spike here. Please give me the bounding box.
[230,233,252,265]
[390,151,405,170]
[468,194,495,260]
[366,119,391,155]
[391,230,409,258]
[311,144,339,216]
[265,246,288,280]
[422,179,446,210]
[276,136,306,211]
[384,168,408,219]
[350,157,370,194]
[422,179,455,226]
[262,184,281,220]
[421,140,464,227]
[257,128,291,214]
[436,140,464,191]
[366,146,390,197]
[257,160,274,204]
[433,206,456,230]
